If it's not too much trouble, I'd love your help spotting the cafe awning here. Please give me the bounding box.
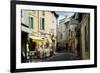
[32,39,47,42]
[29,35,48,43]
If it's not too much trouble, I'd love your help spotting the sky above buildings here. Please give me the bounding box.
[56,11,75,20]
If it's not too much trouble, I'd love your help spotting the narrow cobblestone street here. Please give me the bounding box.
[28,51,79,62]
[42,52,79,62]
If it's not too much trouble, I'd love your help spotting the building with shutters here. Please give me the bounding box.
[21,10,58,62]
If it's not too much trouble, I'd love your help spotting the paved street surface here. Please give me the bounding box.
[42,52,79,62]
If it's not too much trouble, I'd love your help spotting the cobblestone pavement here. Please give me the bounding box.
[42,52,79,62]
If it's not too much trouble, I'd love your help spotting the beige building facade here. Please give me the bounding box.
[67,16,78,54]
[21,10,58,59]
[75,13,90,59]
[80,14,90,59]
[57,17,70,44]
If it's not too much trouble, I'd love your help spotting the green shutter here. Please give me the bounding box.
[42,18,45,30]
[29,16,34,29]
[40,17,45,30]
[30,17,34,29]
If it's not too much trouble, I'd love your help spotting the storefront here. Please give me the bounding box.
[21,31,28,62]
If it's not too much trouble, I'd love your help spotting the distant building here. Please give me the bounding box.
[68,14,78,54]
[57,16,70,51]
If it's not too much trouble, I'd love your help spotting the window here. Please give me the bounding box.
[21,10,23,17]
[60,33,62,39]
[40,17,45,30]
[29,16,34,29]
[42,11,45,16]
